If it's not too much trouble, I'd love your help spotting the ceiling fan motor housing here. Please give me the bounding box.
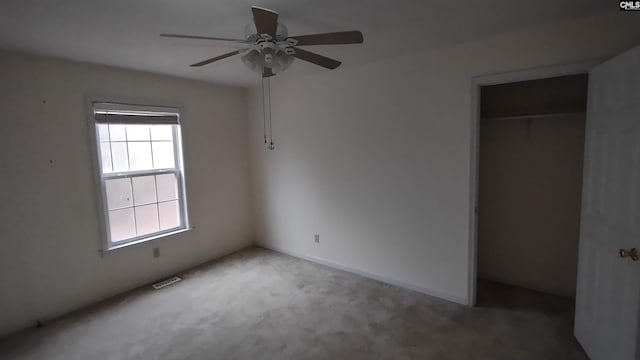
[244,22,289,41]
[242,22,294,74]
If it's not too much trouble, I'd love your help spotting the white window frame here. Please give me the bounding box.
[88,101,190,252]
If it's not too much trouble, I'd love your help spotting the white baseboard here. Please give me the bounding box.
[257,243,469,306]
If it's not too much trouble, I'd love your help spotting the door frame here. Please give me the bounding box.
[467,60,600,306]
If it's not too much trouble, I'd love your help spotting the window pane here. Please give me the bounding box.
[97,124,110,142]
[128,142,153,171]
[159,200,180,230]
[105,178,133,210]
[132,175,157,206]
[109,124,126,141]
[150,125,173,141]
[126,124,150,141]
[152,141,175,169]
[109,208,136,242]
[111,142,129,172]
[100,143,113,173]
[156,173,178,202]
[135,204,159,236]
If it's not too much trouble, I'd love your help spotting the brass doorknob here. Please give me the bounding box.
[619,248,639,261]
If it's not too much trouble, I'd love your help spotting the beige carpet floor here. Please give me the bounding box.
[0,247,587,359]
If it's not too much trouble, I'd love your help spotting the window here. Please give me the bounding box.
[90,102,189,250]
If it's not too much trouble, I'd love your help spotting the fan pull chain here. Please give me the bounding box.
[261,77,267,144]
[267,77,274,150]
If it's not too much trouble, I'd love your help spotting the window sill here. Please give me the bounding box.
[101,227,192,254]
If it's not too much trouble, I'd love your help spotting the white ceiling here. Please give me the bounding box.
[0,0,610,87]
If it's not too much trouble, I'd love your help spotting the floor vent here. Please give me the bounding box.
[152,276,182,290]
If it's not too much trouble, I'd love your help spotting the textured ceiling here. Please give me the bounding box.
[0,0,611,87]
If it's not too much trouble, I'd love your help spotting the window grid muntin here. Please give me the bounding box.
[104,172,181,210]
[98,124,176,175]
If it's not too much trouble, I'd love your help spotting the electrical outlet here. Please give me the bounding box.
[153,247,160,258]
[314,234,320,243]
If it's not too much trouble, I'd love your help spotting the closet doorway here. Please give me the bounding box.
[475,73,588,305]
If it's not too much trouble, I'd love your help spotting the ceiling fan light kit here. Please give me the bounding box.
[161,6,364,149]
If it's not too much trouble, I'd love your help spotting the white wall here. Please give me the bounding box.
[478,115,585,298]
[0,51,253,337]
[249,12,640,304]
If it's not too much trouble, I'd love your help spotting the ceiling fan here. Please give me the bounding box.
[160,6,364,78]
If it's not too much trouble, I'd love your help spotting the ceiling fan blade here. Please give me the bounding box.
[263,67,274,78]
[290,31,363,46]
[251,6,278,37]
[292,48,341,70]
[190,50,242,67]
[160,33,248,43]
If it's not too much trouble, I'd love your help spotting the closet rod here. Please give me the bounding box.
[482,111,584,121]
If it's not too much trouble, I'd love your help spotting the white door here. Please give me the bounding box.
[575,45,640,360]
